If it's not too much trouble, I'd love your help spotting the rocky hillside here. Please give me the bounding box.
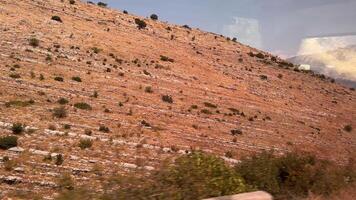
[0,0,355,198]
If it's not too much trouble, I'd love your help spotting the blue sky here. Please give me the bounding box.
[90,0,356,57]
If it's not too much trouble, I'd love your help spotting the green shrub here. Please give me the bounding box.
[344,124,352,132]
[71,76,82,82]
[12,123,24,134]
[29,38,39,47]
[97,2,107,7]
[55,154,64,165]
[9,73,21,79]
[134,18,147,29]
[92,47,101,54]
[144,86,153,93]
[235,151,356,199]
[201,109,212,115]
[52,106,67,118]
[58,173,74,190]
[5,100,34,108]
[99,125,110,133]
[204,102,217,108]
[51,16,62,23]
[103,152,250,199]
[79,139,93,149]
[57,98,69,105]
[160,55,174,62]
[54,76,64,82]
[0,136,18,149]
[150,14,158,20]
[162,95,173,103]
[74,102,92,110]
[260,75,268,80]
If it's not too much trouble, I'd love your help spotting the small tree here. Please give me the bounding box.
[150,14,158,20]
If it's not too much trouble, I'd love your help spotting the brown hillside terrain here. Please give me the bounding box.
[0,0,355,198]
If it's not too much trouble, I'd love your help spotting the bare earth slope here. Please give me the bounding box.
[0,0,355,197]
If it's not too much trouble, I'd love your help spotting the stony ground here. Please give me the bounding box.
[0,0,355,198]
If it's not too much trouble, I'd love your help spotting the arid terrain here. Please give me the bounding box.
[0,0,355,198]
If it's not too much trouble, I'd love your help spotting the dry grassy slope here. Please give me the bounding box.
[0,0,355,197]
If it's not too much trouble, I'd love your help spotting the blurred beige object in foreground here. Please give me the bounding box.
[203,191,273,200]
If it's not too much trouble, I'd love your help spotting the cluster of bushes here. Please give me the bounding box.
[54,151,356,200]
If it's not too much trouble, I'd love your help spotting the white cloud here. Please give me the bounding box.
[222,17,262,48]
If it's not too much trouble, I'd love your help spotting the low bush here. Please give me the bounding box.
[97,2,107,7]
[99,125,110,133]
[236,151,356,199]
[54,76,64,82]
[51,16,62,23]
[74,102,92,110]
[102,152,250,199]
[0,136,18,149]
[344,125,352,132]
[79,139,93,149]
[144,86,153,93]
[150,14,158,20]
[71,76,82,82]
[162,95,173,103]
[9,73,21,79]
[57,98,69,105]
[12,123,24,134]
[52,106,67,118]
[5,100,34,108]
[204,102,217,108]
[160,55,174,62]
[134,18,147,29]
[29,38,39,47]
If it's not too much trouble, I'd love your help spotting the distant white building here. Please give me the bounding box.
[298,64,311,71]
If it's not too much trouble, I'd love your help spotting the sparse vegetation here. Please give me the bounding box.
[5,100,34,108]
[52,106,67,118]
[71,76,82,82]
[144,86,153,93]
[161,95,173,103]
[51,16,62,23]
[134,18,147,29]
[55,154,64,165]
[204,102,217,108]
[12,123,24,135]
[99,125,110,133]
[54,76,64,82]
[79,139,93,149]
[9,73,21,79]
[74,102,92,110]
[97,2,107,7]
[150,14,158,20]
[231,129,242,136]
[0,136,18,150]
[160,55,174,62]
[29,38,39,47]
[344,124,352,132]
[57,98,69,105]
